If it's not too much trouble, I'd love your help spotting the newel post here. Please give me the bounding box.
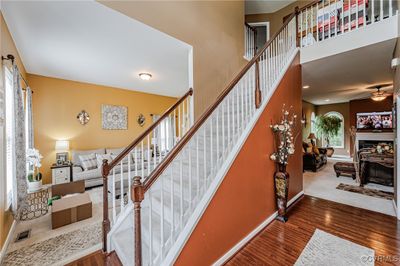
[131,176,144,266]
[295,6,300,47]
[102,159,110,252]
[255,58,262,108]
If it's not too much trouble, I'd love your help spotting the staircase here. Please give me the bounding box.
[99,1,399,264]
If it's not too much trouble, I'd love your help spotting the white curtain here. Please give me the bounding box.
[25,87,34,149]
[152,115,174,152]
[12,65,28,219]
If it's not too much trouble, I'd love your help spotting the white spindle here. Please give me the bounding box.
[389,0,393,17]
[147,135,151,176]
[300,10,303,46]
[112,168,116,223]
[216,108,220,165]
[160,172,165,259]
[120,162,124,212]
[363,0,366,27]
[349,0,352,31]
[196,135,200,197]
[189,140,192,208]
[141,141,144,178]
[372,0,375,23]
[149,188,153,264]
[356,0,359,28]
[128,152,132,202]
[170,167,174,241]
[179,157,183,226]
[317,1,320,41]
[203,125,207,187]
[222,100,226,160]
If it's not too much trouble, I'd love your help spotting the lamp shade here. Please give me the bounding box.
[55,140,70,151]
[308,133,316,139]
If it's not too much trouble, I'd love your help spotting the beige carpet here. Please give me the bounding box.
[304,159,396,216]
[4,187,104,265]
[295,229,374,266]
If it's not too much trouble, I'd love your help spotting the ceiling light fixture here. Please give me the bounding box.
[303,85,310,89]
[367,84,392,102]
[139,73,152,81]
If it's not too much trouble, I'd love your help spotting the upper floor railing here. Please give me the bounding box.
[298,0,398,47]
[244,22,257,60]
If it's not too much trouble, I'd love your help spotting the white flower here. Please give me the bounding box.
[284,111,289,115]
[278,125,285,131]
[270,154,276,161]
[288,148,295,154]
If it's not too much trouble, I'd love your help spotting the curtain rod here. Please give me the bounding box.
[1,53,33,92]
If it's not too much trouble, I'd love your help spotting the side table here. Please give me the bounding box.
[20,184,51,221]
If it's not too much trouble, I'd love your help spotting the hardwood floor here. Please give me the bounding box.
[66,250,122,266]
[226,195,400,266]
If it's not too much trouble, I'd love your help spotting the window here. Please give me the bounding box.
[322,112,344,148]
[310,112,316,133]
[4,66,15,209]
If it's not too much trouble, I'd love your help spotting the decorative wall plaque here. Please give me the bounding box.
[76,110,90,125]
[102,104,128,130]
[137,113,146,127]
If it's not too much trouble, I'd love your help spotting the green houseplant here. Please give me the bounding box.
[314,115,342,157]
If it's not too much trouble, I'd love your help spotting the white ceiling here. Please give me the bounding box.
[302,39,396,105]
[245,0,296,15]
[1,1,191,97]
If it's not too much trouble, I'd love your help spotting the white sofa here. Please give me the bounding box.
[72,147,151,188]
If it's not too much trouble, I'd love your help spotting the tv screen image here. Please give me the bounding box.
[356,111,393,130]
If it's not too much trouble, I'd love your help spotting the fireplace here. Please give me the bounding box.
[358,140,393,150]
[356,132,394,150]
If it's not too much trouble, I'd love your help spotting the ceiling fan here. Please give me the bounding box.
[366,84,393,102]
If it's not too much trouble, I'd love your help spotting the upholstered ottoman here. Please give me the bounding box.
[333,162,356,179]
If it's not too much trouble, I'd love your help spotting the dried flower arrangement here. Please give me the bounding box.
[269,105,303,165]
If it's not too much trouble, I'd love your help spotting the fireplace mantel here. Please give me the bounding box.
[356,132,394,149]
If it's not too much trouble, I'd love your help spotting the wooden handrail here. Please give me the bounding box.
[103,88,193,173]
[143,11,297,192]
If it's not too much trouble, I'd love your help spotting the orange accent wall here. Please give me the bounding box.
[175,54,302,265]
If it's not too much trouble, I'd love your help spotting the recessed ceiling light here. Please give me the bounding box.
[139,73,152,81]
[303,85,310,89]
[325,99,330,102]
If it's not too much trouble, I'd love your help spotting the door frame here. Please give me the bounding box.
[248,21,270,42]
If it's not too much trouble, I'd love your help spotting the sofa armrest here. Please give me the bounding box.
[318,148,327,155]
[73,165,84,174]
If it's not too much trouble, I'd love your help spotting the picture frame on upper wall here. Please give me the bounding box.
[102,104,128,130]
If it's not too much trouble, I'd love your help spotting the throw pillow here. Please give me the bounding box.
[79,153,98,171]
[313,146,320,155]
[96,153,113,168]
[306,143,313,153]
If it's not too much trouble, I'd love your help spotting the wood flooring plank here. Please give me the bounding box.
[225,196,400,266]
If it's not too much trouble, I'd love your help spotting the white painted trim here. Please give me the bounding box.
[0,219,16,264]
[212,190,304,266]
[162,48,300,265]
[392,200,399,220]
[248,21,270,41]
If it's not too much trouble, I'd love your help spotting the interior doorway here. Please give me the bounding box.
[248,22,270,52]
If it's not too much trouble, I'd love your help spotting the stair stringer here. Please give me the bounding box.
[162,48,300,265]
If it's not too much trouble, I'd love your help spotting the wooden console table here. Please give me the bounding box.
[359,152,394,186]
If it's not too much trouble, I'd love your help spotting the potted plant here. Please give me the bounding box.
[270,106,302,222]
[26,148,43,192]
[314,115,342,157]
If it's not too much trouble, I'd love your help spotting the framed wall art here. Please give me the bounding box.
[102,104,128,130]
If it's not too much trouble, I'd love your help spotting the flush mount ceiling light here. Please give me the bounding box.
[303,85,310,89]
[139,73,152,81]
[366,84,392,102]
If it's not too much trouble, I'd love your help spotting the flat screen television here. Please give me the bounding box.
[356,111,393,130]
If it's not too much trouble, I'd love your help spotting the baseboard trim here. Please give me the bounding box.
[213,190,304,266]
[392,199,399,220]
[0,219,16,264]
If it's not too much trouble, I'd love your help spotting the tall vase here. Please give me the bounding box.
[274,163,289,222]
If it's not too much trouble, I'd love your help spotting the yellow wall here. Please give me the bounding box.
[100,1,246,119]
[0,12,27,250]
[29,74,177,184]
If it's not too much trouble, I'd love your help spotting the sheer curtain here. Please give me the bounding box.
[152,115,174,152]
[25,87,34,149]
[12,65,27,219]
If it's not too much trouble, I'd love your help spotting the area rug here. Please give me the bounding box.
[336,183,394,200]
[3,222,101,266]
[295,229,374,266]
